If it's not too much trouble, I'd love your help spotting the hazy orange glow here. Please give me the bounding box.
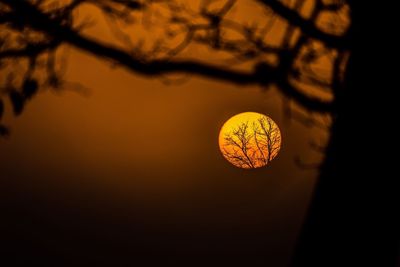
[219,112,281,169]
[0,1,334,265]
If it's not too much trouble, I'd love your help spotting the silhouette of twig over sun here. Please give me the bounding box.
[221,116,281,168]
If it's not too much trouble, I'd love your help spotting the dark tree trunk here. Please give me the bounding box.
[291,2,399,266]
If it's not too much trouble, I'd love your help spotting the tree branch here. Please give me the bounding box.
[257,0,349,48]
[0,0,335,113]
[0,41,60,59]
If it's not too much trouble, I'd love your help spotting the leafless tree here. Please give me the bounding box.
[255,116,281,163]
[223,121,256,168]
[222,116,281,168]
[1,1,397,266]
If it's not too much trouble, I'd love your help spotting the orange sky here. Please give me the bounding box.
[0,1,331,265]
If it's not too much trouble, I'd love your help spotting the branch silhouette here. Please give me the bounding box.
[222,116,281,168]
[0,0,350,134]
[257,0,349,48]
[255,116,281,163]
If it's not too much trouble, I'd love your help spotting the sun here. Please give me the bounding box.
[219,112,282,169]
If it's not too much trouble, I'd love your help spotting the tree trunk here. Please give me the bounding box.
[291,2,399,266]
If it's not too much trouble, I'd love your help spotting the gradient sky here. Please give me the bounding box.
[0,1,330,265]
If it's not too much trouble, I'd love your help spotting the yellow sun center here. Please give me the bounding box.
[219,112,281,169]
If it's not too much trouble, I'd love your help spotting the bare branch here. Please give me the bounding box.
[257,0,349,48]
[0,0,350,135]
[222,116,281,168]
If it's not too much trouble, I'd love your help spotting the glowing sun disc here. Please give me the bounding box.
[219,112,281,169]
